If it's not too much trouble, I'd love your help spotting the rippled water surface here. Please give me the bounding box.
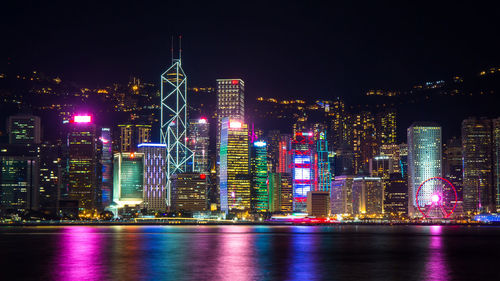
[1,225,499,281]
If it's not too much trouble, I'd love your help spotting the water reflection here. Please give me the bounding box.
[53,226,106,280]
[215,225,256,281]
[425,226,450,281]
[288,226,319,280]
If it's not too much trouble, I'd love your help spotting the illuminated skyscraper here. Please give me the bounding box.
[100,128,113,208]
[0,147,39,213]
[376,109,397,145]
[38,143,61,213]
[138,143,167,211]
[379,144,401,174]
[350,112,377,174]
[171,173,208,212]
[219,118,250,212]
[291,131,315,212]
[278,134,292,174]
[161,47,193,207]
[67,115,99,213]
[352,176,383,216]
[384,173,408,217]
[118,124,151,152]
[330,175,354,215]
[316,131,331,191]
[407,123,442,218]
[443,137,463,210]
[462,118,493,214]
[328,97,347,150]
[493,118,500,212]
[188,118,210,173]
[113,152,144,208]
[216,79,245,158]
[7,115,41,145]
[251,141,268,212]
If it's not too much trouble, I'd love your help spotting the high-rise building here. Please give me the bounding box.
[376,109,397,145]
[379,144,401,175]
[278,134,292,174]
[307,191,330,217]
[138,143,167,211]
[0,151,39,214]
[38,143,61,213]
[384,173,408,218]
[171,173,208,212]
[330,175,354,215]
[291,131,315,212]
[399,143,408,179]
[462,118,493,214]
[113,152,144,208]
[219,118,250,212]
[350,112,377,174]
[216,79,245,156]
[493,118,500,212]
[407,123,442,218]
[327,97,347,150]
[443,137,463,208]
[118,124,151,152]
[352,176,383,216]
[266,130,281,173]
[100,128,113,208]
[188,118,210,173]
[7,115,41,145]
[369,155,393,180]
[316,131,331,192]
[67,115,99,213]
[251,141,269,212]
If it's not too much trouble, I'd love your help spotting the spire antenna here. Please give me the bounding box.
[179,35,182,62]
[170,36,174,63]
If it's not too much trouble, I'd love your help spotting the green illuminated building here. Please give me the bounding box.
[113,152,144,207]
[251,141,269,212]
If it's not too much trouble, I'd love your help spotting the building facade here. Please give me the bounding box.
[407,123,442,218]
[138,144,167,211]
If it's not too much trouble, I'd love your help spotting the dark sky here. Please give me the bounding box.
[2,1,500,100]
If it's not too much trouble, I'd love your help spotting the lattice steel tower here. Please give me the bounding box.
[160,37,193,206]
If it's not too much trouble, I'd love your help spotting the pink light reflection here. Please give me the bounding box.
[425,226,450,281]
[54,226,105,280]
[215,226,256,281]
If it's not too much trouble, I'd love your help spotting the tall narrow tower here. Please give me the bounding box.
[160,37,193,207]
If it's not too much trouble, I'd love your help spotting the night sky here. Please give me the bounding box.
[2,1,500,100]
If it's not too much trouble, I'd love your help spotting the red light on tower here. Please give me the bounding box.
[200,174,206,180]
[231,80,239,85]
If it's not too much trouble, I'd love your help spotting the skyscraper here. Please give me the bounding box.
[291,131,315,212]
[316,131,331,191]
[113,152,144,208]
[171,173,208,212]
[0,147,39,214]
[384,173,408,218]
[330,175,354,215]
[7,115,42,144]
[216,79,245,156]
[138,143,167,211]
[407,123,442,218]
[188,118,210,173]
[219,118,250,212]
[493,118,500,212]
[462,117,493,214]
[100,128,113,208]
[118,124,151,152]
[7,115,41,145]
[352,176,383,216]
[251,141,268,212]
[67,115,99,213]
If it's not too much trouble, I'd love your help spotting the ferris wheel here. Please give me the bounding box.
[416,177,458,219]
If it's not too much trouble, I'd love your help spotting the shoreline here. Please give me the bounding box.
[0,221,496,227]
